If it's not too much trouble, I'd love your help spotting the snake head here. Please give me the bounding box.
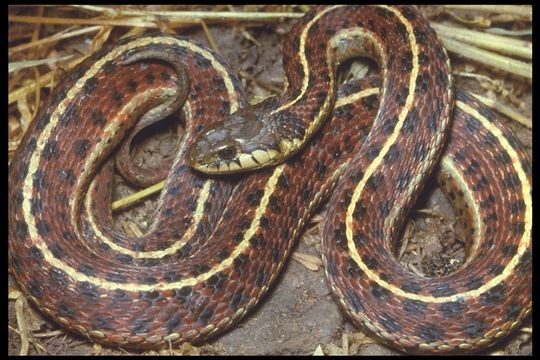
[188,103,287,174]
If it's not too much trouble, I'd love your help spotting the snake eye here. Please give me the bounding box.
[217,146,236,160]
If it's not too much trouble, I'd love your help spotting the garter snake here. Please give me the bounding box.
[8,5,531,354]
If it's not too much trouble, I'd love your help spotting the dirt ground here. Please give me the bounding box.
[8,5,532,355]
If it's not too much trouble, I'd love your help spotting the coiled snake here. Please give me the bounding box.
[8,5,531,353]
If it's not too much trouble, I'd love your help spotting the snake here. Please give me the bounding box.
[8,5,531,354]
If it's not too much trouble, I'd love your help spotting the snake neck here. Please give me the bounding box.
[189,5,452,176]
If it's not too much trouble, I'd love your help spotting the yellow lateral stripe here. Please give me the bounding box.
[272,5,344,115]
[72,88,176,236]
[20,36,242,291]
[30,165,284,292]
[335,88,379,108]
[23,36,238,245]
[456,100,531,252]
[439,156,483,264]
[85,178,212,259]
[343,86,530,302]
[345,5,423,294]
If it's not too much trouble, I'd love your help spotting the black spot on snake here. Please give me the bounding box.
[102,60,116,73]
[79,281,100,301]
[58,303,75,318]
[268,195,282,213]
[361,255,379,270]
[145,72,155,84]
[277,173,290,189]
[74,139,91,158]
[56,169,76,185]
[82,76,98,95]
[511,222,525,236]
[198,308,214,324]
[402,299,427,315]
[481,283,506,305]
[430,284,456,297]
[166,314,182,332]
[192,264,211,276]
[112,89,124,103]
[396,172,411,192]
[352,201,367,220]
[382,116,397,135]
[505,302,522,321]
[510,200,525,215]
[365,143,382,161]
[353,233,366,247]
[106,273,127,283]
[207,272,227,291]
[370,282,391,300]
[250,234,267,248]
[259,216,270,229]
[439,300,468,317]
[378,313,402,332]
[418,324,445,342]
[464,276,484,290]
[344,288,365,312]
[402,7,417,20]
[413,142,428,162]
[504,173,521,188]
[93,316,114,331]
[463,319,488,338]
[29,280,43,298]
[366,172,384,191]
[255,271,267,287]
[30,198,43,216]
[233,254,249,273]
[400,281,422,294]
[131,319,151,334]
[33,169,47,190]
[229,290,245,310]
[127,79,138,91]
[465,115,480,134]
[246,189,264,206]
[400,50,413,72]
[494,150,511,165]
[78,264,97,277]
[49,267,69,287]
[36,219,50,237]
[44,244,65,261]
[384,144,400,163]
[212,75,226,91]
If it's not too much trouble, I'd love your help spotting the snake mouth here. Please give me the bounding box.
[190,148,282,174]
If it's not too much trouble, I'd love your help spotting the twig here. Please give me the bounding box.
[8,56,87,105]
[469,92,531,129]
[68,6,304,21]
[442,5,532,17]
[238,70,283,94]
[433,23,531,60]
[111,181,165,211]
[200,19,221,56]
[9,10,303,29]
[8,55,75,73]
[15,296,30,355]
[440,37,531,79]
[9,26,102,55]
[9,15,162,28]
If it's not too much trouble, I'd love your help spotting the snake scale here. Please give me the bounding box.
[8,5,531,354]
